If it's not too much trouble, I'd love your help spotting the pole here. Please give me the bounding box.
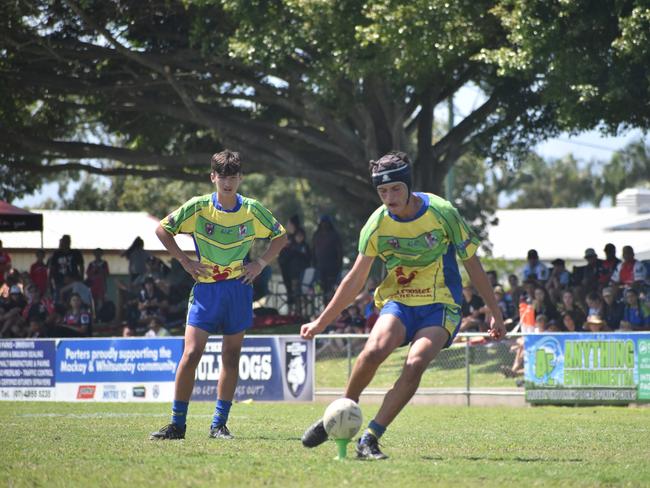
[445,96,455,200]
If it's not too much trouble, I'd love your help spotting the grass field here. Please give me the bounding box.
[4,401,649,487]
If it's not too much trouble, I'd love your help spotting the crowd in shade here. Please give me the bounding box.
[1,232,648,343]
[0,235,194,339]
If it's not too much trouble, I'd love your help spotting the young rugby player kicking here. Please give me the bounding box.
[150,150,287,440]
[301,151,506,459]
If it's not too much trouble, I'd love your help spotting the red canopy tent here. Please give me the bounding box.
[0,201,44,246]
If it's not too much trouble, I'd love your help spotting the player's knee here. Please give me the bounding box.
[403,356,428,380]
[361,345,390,366]
[182,348,203,367]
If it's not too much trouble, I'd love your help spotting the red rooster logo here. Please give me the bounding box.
[212,265,232,281]
[395,266,417,286]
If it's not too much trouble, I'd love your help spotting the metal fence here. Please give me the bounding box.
[314,332,525,405]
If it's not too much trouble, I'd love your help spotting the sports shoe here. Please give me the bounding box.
[356,434,388,460]
[301,418,328,448]
[209,424,234,439]
[150,423,186,440]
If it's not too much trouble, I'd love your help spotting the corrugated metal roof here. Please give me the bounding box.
[486,206,650,260]
[0,210,195,251]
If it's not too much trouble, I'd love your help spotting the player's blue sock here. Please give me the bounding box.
[211,399,232,428]
[171,400,189,427]
[363,419,386,440]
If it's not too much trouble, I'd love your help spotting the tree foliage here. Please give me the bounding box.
[2,0,649,211]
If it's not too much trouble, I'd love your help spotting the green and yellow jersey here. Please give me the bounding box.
[160,193,285,283]
[358,192,479,309]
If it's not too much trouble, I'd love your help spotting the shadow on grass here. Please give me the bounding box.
[421,455,584,463]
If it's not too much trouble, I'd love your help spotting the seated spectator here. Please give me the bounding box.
[121,321,136,337]
[26,318,47,338]
[346,305,365,333]
[546,319,562,332]
[138,276,167,326]
[0,285,27,337]
[585,315,610,333]
[61,292,92,337]
[562,312,579,332]
[619,288,650,331]
[506,274,523,323]
[145,316,171,337]
[486,270,500,288]
[582,248,609,293]
[29,249,49,297]
[86,248,110,308]
[522,249,549,283]
[557,290,586,331]
[60,275,94,310]
[533,287,559,322]
[611,246,648,288]
[602,286,624,330]
[602,243,621,282]
[460,284,486,332]
[21,284,55,328]
[493,285,513,322]
[585,292,605,319]
[547,258,571,302]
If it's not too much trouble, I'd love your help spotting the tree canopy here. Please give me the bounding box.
[2,0,649,214]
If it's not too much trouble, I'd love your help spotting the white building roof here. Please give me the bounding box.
[487,206,650,261]
[0,210,195,252]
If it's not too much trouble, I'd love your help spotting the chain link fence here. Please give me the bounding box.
[314,333,525,404]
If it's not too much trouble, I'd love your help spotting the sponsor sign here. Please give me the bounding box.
[191,336,313,402]
[77,385,96,400]
[524,333,650,404]
[1,336,313,402]
[0,339,56,401]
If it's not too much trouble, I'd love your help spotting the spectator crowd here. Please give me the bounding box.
[1,230,648,342]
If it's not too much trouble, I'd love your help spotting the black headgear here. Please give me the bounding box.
[371,164,412,202]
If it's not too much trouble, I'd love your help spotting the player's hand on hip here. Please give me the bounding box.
[239,261,262,285]
[488,316,507,341]
[300,321,324,340]
[181,259,212,280]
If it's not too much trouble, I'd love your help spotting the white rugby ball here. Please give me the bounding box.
[323,398,363,440]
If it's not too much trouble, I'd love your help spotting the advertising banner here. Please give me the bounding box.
[0,339,56,401]
[54,337,184,402]
[0,336,313,402]
[191,336,314,402]
[524,332,650,404]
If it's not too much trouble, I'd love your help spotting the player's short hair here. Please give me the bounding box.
[211,149,242,176]
[368,150,411,175]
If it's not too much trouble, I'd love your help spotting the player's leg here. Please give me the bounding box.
[209,330,245,439]
[356,325,448,460]
[209,279,253,439]
[150,324,210,440]
[302,313,405,448]
[344,314,406,402]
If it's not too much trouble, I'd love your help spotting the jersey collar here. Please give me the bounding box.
[387,192,428,222]
[212,192,243,213]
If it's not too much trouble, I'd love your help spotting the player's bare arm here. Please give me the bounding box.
[463,255,506,340]
[240,233,288,285]
[155,224,212,280]
[301,253,374,339]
